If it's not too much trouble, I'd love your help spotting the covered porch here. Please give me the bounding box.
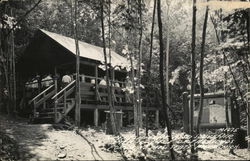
[17,29,160,127]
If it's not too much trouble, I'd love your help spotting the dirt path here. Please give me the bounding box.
[1,114,249,160]
[0,114,121,160]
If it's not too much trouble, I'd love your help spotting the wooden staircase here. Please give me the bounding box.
[29,81,76,123]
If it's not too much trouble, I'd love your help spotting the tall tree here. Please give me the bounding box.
[137,0,143,128]
[0,0,42,116]
[157,0,174,159]
[124,0,139,137]
[73,0,81,126]
[100,0,117,135]
[190,0,197,158]
[247,7,250,151]
[146,0,157,137]
[165,1,170,112]
[196,3,209,134]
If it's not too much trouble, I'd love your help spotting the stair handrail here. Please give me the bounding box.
[52,80,76,100]
[29,85,55,104]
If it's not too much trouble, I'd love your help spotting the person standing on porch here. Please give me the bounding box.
[62,71,72,88]
[99,76,107,86]
[42,74,53,88]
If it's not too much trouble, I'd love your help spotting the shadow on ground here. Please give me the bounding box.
[0,113,52,160]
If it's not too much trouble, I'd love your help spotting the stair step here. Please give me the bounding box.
[39,107,64,112]
[37,116,54,119]
[33,116,54,124]
[57,102,74,106]
[39,111,56,115]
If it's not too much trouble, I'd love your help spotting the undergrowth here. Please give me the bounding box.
[102,128,244,160]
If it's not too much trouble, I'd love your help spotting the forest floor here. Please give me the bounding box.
[0,114,121,160]
[0,113,249,160]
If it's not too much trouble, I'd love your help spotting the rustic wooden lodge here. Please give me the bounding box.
[17,29,160,127]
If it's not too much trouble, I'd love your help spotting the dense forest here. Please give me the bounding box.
[0,0,250,160]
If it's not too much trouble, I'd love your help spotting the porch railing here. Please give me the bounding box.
[52,80,76,120]
[29,84,56,118]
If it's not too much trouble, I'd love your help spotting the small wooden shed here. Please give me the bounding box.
[182,91,240,133]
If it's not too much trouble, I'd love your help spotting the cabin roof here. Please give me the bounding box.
[40,29,130,68]
[18,29,132,77]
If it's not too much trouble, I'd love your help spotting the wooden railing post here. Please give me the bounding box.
[54,100,57,123]
[63,91,67,113]
[54,75,58,123]
[33,102,36,118]
[43,92,46,109]
[95,79,99,101]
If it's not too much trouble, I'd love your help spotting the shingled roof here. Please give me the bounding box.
[40,29,130,68]
[18,29,132,76]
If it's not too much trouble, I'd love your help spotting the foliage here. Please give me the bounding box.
[102,128,239,160]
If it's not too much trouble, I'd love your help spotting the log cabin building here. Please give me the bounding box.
[17,29,160,127]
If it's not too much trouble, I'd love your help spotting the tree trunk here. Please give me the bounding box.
[73,0,81,127]
[223,54,230,127]
[165,3,170,111]
[100,0,117,135]
[126,0,139,137]
[10,7,16,115]
[11,28,16,116]
[247,8,250,150]
[190,0,197,158]
[196,3,209,134]
[157,0,175,159]
[246,8,250,71]
[137,0,143,128]
[146,0,157,137]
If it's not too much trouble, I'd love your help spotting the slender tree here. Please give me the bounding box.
[137,0,143,128]
[165,2,170,112]
[125,0,139,137]
[196,3,209,134]
[247,7,250,151]
[190,0,197,158]
[100,0,117,135]
[73,0,81,126]
[11,22,16,116]
[146,0,157,136]
[157,0,175,159]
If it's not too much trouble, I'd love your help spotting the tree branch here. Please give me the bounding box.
[5,0,42,37]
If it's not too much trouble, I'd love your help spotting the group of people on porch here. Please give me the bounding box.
[25,72,132,91]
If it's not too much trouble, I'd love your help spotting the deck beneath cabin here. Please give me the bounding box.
[27,75,160,127]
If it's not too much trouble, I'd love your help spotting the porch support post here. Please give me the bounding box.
[94,108,99,126]
[95,65,99,101]
[120,110,123,128]
[54,67,58,123]
[155,110,159,128]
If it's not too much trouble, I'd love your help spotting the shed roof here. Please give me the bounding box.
[39,29,130,68]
